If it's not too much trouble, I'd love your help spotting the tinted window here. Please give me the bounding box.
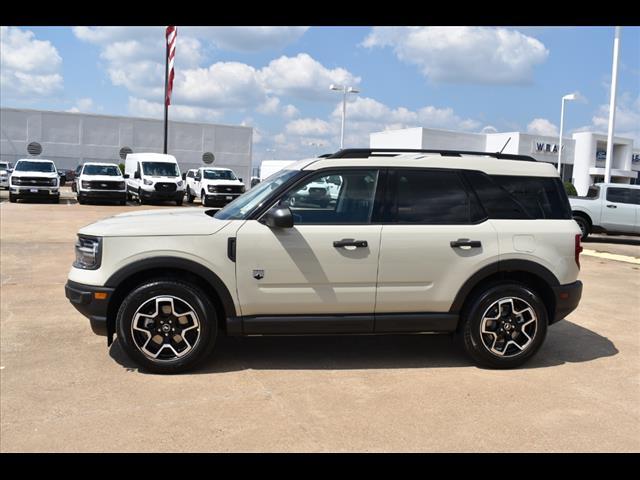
[141,162,179,177]
[15,161,55,172]
[280,170,379,224]
[606,187,633,204]
[391,170,473,224]
[204,169,237,180]
[466,172,571,220]
[82,165,121,176]
[634,190,640,206]
[187,171,195,178]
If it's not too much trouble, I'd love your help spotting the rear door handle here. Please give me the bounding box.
[333,239,368,248]
[450,239,482,248]
[606,204,617,208]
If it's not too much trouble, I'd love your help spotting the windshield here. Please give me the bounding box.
[15,161,55,172]
[83,165,121,176]
[0,162,11,169]
[203,169,237,181]
[142,162,179,177]
[215,169,299,220]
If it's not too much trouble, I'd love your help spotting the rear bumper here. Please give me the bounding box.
[550,280,583,324]
[65,280,114,336]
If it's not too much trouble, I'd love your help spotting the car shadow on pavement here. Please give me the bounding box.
[584,237,640,246]
[108,319,618,374]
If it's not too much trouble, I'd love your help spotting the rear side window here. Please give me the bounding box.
[390,170,480,224]
[465,171,572,220]
[606,187,634,204]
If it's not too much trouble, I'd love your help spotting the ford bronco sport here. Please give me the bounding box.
[65,149,583,373]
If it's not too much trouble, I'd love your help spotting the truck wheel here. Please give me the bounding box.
[460,282,548,369]
[116,279,218,374]
[201,190,209,207]
[186,188,194,203]
[9,193,17,203]
[175,197,183,206]
[573,215,590,241]
[138,188,148,205]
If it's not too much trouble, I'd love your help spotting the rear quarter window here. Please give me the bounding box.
[464,171,572,220]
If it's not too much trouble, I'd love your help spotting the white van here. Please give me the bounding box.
[124,153,184,206]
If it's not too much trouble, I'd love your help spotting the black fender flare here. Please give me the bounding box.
[449,259,560,313]
[105,256,237,319]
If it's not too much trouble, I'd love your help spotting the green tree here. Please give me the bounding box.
[118,163,125,175]
[563,181,577,196]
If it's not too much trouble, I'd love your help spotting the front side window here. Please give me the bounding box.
[141,162,179,177]
[82,165,121,176]
[279,170,379,225]
[390,170,474,224]
[187,171,195,178]
[15,161,55,173]
[606,187,633,205]
[203,169,237,181]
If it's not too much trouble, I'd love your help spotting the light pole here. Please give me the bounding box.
[557,93,577,179]
[605,26,622,184]
[330,84,360,149]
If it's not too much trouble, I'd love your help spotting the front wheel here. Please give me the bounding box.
[116,279,218,374]
[461,282,548,369]
[186,188,194,203]
[9,193,17,203]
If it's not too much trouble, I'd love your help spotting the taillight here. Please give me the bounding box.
[575,234,583,269]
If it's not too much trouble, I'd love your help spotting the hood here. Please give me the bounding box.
[78,207,230,237]
[81,174,124,182]
[11,171,57,178]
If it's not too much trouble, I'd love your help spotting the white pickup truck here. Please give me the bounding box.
[570,183,640,239]
[185,167,245,207]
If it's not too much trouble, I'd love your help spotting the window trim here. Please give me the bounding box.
[254,167,386,226]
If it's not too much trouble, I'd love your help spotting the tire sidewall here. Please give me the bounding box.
[463,282,548,369]
[116,280,217,374]
[574,216,589,240]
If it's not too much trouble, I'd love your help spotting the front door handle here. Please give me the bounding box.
[450,239,482,248]
[333,239,368,248]
[606,204,617,208]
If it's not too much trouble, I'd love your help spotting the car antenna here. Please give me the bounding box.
[499,137,511,154]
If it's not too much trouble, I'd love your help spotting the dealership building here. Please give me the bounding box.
[371,127,640,196]
[0,108,253,182]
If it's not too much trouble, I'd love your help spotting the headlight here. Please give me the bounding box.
[81,180,91,189]
[73,235,102,270]
[208,185,217,193]
[11,177,20,185]
[240,186,245,193]
[176,180,183,187]
[50,178,58,186]
[143,178,153,185]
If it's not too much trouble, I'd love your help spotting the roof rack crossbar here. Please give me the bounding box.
[326,148,537,162]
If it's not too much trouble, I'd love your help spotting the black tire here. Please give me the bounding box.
[573,215,590,241]
[175,197,183,206]
[139,188,148,205]
[50,196,60,204]
[116,279,218,374]
[186,188,194,203]
[59,177,66,187]
[9,193,17,203]
[460,282,548,369]
[77,196,85,205]
[201,191,209,207]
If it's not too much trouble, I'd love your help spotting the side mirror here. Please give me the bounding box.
[123,173,130,179]
[182,173,186,180]
[239,177,243,183]
[134,171,140,179]
[263,206,294,228]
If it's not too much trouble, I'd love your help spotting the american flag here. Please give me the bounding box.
[165,26,177,106]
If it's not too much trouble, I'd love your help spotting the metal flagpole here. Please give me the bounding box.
[163,34,169,155]
[605,26,621,183]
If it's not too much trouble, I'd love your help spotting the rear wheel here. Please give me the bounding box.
[461,282,548,369]
[116,279,218,374]
[573,215,590,241]
[9,193,17,203]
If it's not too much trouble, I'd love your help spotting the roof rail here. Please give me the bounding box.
[326,148,537,162]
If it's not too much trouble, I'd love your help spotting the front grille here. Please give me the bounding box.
[14,177,54,186]
[216,185,243,194]
[88,180,123,190]
[155,182,177,192]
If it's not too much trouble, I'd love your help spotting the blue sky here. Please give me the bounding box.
[1,26,638,164]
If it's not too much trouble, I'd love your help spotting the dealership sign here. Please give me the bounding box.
[532,141,565,155]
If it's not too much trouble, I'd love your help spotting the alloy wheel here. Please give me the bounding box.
[479,297,538,358]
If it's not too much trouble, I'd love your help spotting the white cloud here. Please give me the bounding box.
[256,97,280,115]
[0,26,63,98]
[282,104,300,119]
[573,92,640,144]
[362,27,548,84]
[259,53,361,101]
[182,27,308,52]
[285,118,334,137]
[527,118,559,136]
[67,98,95,113]
[128,97,223,123]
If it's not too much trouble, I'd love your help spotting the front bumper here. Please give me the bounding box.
[140,188,184,201]
[78,190,127,202]
[550,280,583,324]
[65,280,115,337]
[10,186,59,198]
[204,192,242,206]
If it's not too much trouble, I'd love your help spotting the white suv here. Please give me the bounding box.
[185,167,245,207]
[9,159,60,203]
[65,148,583,373]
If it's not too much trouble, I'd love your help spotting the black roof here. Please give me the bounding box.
[326,148,537,162]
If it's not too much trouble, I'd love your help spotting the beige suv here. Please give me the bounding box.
[65,148,583,374]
